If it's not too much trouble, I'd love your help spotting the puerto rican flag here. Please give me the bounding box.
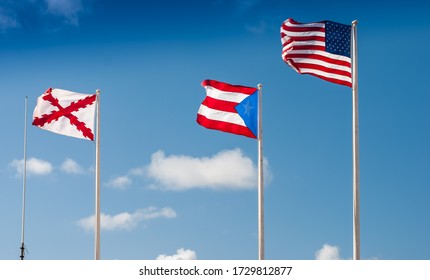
[197,79,258,139]
[32,88,97,141]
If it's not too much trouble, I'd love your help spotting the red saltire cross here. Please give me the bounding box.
[32,88,97,141]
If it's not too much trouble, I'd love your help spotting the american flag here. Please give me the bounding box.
[281,18,352,87]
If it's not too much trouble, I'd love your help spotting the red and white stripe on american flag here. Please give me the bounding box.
[197,79,257,139]
[280,18,352,87]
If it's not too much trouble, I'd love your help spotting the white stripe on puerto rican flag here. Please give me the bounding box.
[197,104,246,126]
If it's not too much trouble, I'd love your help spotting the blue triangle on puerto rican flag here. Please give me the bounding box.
[235,91,258,138]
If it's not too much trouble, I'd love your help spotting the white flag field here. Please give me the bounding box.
[32,88,97,141]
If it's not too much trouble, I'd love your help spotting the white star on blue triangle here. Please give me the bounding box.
[235,91,258,138]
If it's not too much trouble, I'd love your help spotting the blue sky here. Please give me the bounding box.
[1,0,429,260]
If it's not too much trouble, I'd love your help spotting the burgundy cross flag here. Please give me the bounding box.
[32,88,97,141]
[280,18,352,87]
[197,79,258,139]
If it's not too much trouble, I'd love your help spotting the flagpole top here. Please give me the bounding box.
[96,89,101,95]
[352,20,358,26]
[257,84,262,90]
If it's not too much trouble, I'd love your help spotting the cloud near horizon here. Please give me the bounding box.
[9,157,89,177]
[105,175,132,190]
[156,248,197,260]
[10,157,53,176]
[146,148,271,191]
[76,207,177,231]
[146,149,257,190]
[105,148,272,191]
[60,158,85,174]
[315,244,341,260]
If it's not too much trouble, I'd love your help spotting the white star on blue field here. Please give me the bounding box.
[235,90,258,138]
[0,0,429,260]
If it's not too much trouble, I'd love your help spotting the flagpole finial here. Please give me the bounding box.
[258,84,262,90]
[96,89,101,94]
[352,20,358,26]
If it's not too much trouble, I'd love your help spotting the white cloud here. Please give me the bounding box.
[76,207,177,231]
[106,175,132,190]
[10,157,53,176]
[129,167,145,176]
[60,158,84,174]
[104,148,272,191]
[315,244,341,260]
[145,149,263,191]
[156,248,197,260]
[44,0,83,25]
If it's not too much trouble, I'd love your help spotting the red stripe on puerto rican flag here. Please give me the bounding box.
[201,95,238,113]
[196,114,256,139]
[202,79,257,96]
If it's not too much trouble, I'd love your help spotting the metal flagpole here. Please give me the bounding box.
[20,96,28,260]
[351,20,360,260]
[257,84,264,260]
[94,89,101,260]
